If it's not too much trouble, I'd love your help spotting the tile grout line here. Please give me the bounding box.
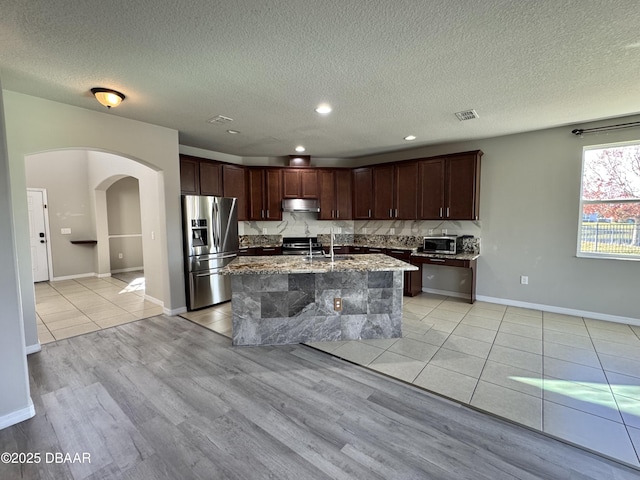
[584,315,640,463]
[468,305,508,404]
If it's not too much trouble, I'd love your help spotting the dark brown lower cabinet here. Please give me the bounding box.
[385,249,422,296]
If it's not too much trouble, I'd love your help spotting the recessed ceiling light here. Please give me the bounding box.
[315,104,332,115]
[227,129,240,134]
[404,135,416,141]
[295,145,306,152]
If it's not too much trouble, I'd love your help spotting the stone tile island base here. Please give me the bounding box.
[231,271,403,346]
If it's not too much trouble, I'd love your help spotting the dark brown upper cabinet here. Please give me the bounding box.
[418,151,482,220]
[352,167,373,219]
[179,155,200,195]
[248,168,282,221]
[372,162,418,219]
[199,161,223,196]
[318,169,352,220]
[222,164,248,221]
[282,169,318,199]
[179,154,223,196]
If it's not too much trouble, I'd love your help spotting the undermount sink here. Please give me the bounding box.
[302,255,352,262]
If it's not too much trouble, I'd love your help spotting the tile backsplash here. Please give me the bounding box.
[239,212,481,238]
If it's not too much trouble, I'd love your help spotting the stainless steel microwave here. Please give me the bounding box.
[423,236,458,254]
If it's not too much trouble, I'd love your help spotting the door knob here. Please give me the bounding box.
[40,240,45,244]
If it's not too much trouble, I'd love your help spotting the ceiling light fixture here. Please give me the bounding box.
[315,104,332,115]
[227,129,240,134]
[91,87,125,109]
[295,145,306,152]
[404,135,416,141]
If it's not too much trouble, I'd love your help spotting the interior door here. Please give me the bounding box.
[27,189,50,282]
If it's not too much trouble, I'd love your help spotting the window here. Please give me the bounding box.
[578,141,640,259]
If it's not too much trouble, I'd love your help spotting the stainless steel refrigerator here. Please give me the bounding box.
[182,195,239,310]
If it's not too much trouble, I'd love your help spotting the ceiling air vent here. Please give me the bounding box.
[455,109,479,121]
[207,115,233,124]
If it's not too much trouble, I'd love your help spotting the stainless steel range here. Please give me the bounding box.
[281,236,324,256]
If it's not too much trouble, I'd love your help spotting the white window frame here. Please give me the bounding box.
[577,140,640,261]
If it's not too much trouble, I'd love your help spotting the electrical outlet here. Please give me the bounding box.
[262,228,267,234]
[61,228,71,235]
[442,228,447,235]
[118,253,124,259]
[389,227,395,234]
[520,275,528,285]
[428,229,433,235]
[333,298,342,311]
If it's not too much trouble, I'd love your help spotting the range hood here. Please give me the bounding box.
[282,198,320,213]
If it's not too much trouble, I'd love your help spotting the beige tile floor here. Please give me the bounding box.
[35,274,163,343]
[183,293,640,468]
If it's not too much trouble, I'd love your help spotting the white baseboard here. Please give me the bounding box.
[51,272,97,281]
[144,294,163,307]
[0,400,35,430]
[421,287,471,301]
[164,306,187,316]
[421,287,640,327]
[111,266,144,274]
[25,343,41,355]
[97,272,111,278]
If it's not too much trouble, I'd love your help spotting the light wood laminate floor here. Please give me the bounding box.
[4,314,638,479]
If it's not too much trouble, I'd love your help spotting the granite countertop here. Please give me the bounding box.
[221,254,418,275]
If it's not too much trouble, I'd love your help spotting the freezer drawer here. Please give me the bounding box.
[188,269,232,310]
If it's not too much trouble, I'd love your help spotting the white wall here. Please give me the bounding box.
[354,115,640,322]
[0,84,33,429]
[4,91,185,356]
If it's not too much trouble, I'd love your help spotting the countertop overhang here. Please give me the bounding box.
[221,254,418,275]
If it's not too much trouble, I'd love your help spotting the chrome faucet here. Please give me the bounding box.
[330,228,335,262]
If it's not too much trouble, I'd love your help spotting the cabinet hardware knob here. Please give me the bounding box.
[368,209,371,218]
[439,207,443,218]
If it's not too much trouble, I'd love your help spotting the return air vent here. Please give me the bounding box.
[207,115,233,124]
[455,109,479,121]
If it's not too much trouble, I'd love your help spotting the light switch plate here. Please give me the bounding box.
[61,228,71,235]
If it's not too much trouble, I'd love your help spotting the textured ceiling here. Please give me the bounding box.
[1,0,640,158]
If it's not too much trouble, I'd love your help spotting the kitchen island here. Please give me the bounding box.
[221,254,418,346]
